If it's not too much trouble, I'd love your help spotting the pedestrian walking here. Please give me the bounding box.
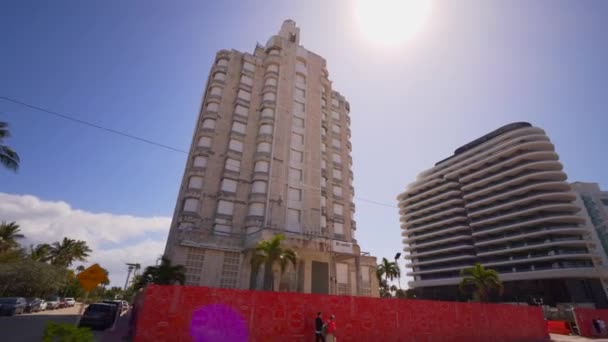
[315,312,325,342]
[593,318,602,336]
[325,315,336,342]
[599,318,606,336]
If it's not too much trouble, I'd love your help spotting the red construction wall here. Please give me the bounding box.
[575,308,608,337]
[134,285,549,342]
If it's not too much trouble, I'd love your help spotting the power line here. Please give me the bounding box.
[0,96,399,209]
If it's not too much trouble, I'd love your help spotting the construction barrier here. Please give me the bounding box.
[546,320,571,335]
[574,308,608,338]
[134,285,550,341]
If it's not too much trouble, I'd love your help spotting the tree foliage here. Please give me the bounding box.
[0,121,20,171]
[135,257,186,289]
[250,234,297,291]
[0,259,70,297]
[0,221,24,253]
[459,263,503,302]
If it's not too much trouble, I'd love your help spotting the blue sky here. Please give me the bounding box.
[1,0,608,286]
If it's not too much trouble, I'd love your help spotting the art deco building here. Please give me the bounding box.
[163,20,378,296]
[398,122,607,307]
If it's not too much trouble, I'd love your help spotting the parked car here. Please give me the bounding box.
[0,297,27,316]
[45,296,60,310]
[102,300,123,316]
[25,298,45,313]
[64,297,76,307]
[39,300,48,311]
[58,298,68,308]
[78,303,116,330]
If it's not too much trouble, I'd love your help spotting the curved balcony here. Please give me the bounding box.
[399,190,462,215]
[472,214,586,237]
[404,234,471,251]
[401,198,464,221]
[466,180,572,210]
[402,215,468,234]
[468,191,576,220]
[463,170,567,202]
[398,181,460,207]
[407,264,468,276]
[405,243,475,259]
[398,178,443,201]
[406,254,475,268]
[402,207,467,229]
[470,203,580,229]
[264,54,282,66]
[477,239,588,257]
[402,225,469,241]
[463,159,562,193]
[460,150,558,184]
[483,252,593,269]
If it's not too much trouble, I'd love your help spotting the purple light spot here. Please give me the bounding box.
[190,304,248,342]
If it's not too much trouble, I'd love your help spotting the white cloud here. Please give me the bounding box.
[0,192,171,287]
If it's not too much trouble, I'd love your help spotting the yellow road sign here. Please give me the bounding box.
[77,263,108,292]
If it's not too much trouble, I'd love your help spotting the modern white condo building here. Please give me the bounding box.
[398,122,608,307]
[163,20,378,297]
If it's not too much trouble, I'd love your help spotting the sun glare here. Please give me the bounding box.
[355,0,432,45]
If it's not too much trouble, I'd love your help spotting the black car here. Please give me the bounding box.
[78,303,116,330]
[25,298,44,313]
[102,300,124,314]
[0,297,27,316]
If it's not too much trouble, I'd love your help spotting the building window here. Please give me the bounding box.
[336,263,348,284]
[248,203,265,216]
[213,72,226,81]
[293,101,305,116]
[332,138,341,149]
[257,142,271,153]
[217,200,235,215]
[220,251,241,288]
[188,176,203,189]
[261,108,274,118]
[332,169,342,180]
[235,105,248,117]
[217,59,229,67]
[332,124,340,134]
[288,187,302,201]
[289,168,302,181]
[263,92,276,102]
[228,139,244,153]
[321,98,327,107]
[293,117,305,128]
[240,75,253,86]
[243,61,256,72]
[296,60,307,74]
[321,177,327,188]
[210,87,222,96]
[321,143,326,153]
[332,110,340,120]
[287,208,301,230]
[333,186,343,197]
[290,133,303,147]
[295,73,306,85]
[206,102,219,112]
[221,179,238,193]
[225,158,241,172]
[321,159,326,170]
[294,87,305,99]
[321,196,327,207]
[290,150,303,163]
[183,198,199,212]
[267,64,279,73]
[333,153,342,164]
[232,121,247,134]
[265,77,277,87]
[198,136,212,148]
[334,203,344,216]
[237,89,251,101]
[251,181,267,194]
[254,160,269,173]
[202,119,216,129]
[214,224,231,234]
[259,124,273,135]
[193,156,207,168]
[331,98,339,107]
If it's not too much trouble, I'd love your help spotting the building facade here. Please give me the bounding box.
[397,122,608,307]
[163,20,378,297]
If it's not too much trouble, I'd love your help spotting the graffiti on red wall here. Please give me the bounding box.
[134,285,549,342]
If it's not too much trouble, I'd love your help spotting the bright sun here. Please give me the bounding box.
[355,0,432,45]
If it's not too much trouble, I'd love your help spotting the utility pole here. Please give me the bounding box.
[124,263,139,291]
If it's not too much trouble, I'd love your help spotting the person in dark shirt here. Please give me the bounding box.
[315,312,325,342]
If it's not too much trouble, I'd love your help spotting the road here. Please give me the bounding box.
[0,304,129,342]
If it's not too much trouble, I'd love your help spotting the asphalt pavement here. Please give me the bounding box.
[0,304,129,342]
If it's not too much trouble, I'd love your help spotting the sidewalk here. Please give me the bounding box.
[98,310,132,342]
[551,333,608,342]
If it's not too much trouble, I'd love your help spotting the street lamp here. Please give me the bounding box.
[394,253,402,290]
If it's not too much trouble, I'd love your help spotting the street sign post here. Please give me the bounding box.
[75,263,109,326]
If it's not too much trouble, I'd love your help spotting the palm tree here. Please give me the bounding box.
[76,265,85,272]
[29,243,52,262]
[49,238,92,267]
[0,221,24,253]
[459,263,503,302]
[137,257,186,288]
[0,122,20,171]
[250,234,297,291]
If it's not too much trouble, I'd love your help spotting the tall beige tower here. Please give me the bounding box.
[164,20,378,296]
